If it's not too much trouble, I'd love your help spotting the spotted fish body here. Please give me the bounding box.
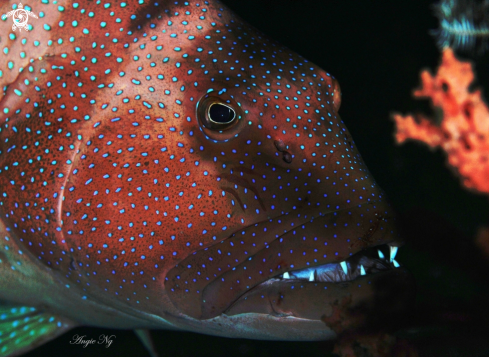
[0,0,413,355]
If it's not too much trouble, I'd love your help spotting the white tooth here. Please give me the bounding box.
[360,264,366,276]
[378,249,385,259]
[390,246,398,262]
[393,259,400,268]
[283,271,290,279]
[340,261,348,275]
[308,270,315,282]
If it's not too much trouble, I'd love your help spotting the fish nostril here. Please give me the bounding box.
[274,139,286,152]
[282,151,292,163]
[273,139,292,163]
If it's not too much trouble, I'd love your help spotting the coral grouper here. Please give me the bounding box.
[0,0,413,355]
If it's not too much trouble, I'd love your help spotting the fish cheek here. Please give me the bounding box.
[57,113,242,304]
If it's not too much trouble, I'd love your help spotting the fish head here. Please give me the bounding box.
[157,2,415,337]
[0,0,413,341]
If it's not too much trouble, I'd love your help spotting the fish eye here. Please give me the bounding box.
[196,93,241,132]
[208,103,236,124]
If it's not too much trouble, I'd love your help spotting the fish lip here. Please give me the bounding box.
[224,267,415,328]
[222,243,411,320]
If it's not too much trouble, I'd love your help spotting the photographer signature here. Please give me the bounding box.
[70,334,116,348]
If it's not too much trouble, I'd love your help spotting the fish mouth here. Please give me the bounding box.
[166,200,408,322]
[272,243,400,283]
[223,243,414,334]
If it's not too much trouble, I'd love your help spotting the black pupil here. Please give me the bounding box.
[209,104,235,123]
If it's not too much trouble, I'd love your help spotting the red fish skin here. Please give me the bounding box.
[0,0,409,341]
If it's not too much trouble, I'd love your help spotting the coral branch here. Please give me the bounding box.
[392,48,489,195]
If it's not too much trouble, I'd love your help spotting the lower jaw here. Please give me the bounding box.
[188,313,338,341]
[225,268,415,334]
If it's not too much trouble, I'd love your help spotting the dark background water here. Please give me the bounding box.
[27,0,489,356]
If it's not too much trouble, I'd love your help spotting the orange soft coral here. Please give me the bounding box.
[392,48,489,195]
